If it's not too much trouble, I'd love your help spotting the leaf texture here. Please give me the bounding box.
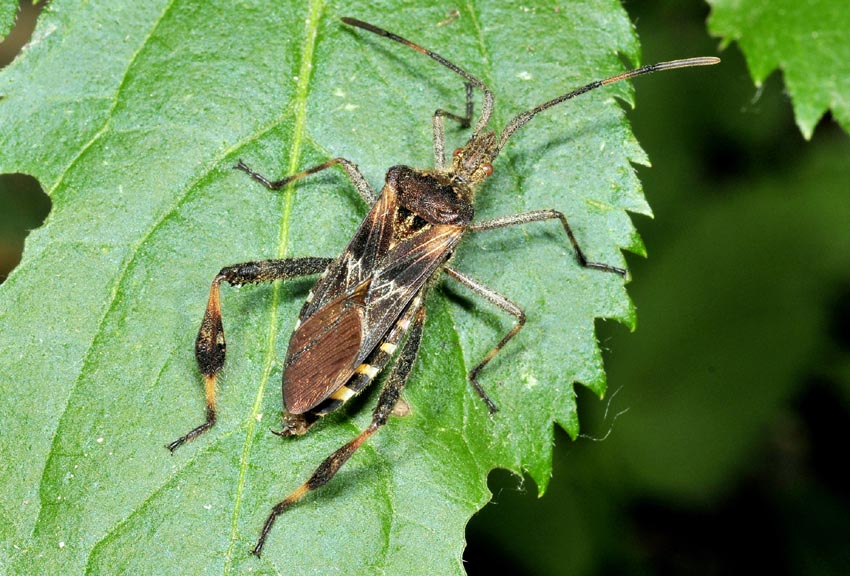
[0,0,650,573]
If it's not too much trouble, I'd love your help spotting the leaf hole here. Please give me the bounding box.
[0,173,50,283]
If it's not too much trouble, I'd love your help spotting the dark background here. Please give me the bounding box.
[3,2,848,575]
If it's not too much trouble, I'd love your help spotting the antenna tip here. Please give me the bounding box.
[665,56,721,68]
[696,56,721,66]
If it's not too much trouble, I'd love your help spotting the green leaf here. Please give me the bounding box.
[0,0,660,573]
[707,0,850,139]
[0,0,17,41]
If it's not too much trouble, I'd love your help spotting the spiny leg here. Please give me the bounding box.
[433,82,474,170]
[252,303,427,557]
[444,267,524,414]
[469,209,628,276]
[450,209,626,412]
[339,18,478,169]
[167,257,334,453]
[341,17,495,139]
[235,157,377,206]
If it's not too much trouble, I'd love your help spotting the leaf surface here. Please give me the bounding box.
[0,0,656,573]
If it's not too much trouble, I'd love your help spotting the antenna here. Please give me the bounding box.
[497,57,720,153]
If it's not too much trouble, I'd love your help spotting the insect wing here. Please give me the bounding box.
[283,224,462,414]
[301,188,396,320]
[283,168,466,414]
[361,223,463,353]
[283,281,369,414]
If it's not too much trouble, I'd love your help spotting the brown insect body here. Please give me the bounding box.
[280,164,471,428]
[166,16,718,557]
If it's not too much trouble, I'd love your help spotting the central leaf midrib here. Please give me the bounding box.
[223,0,326,570]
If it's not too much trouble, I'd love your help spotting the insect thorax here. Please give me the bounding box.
[386,165,474,226]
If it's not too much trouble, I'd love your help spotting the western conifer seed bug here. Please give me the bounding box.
[167,17,719,556]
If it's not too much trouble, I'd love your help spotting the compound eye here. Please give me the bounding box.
[482,163,493,177]
[452,147,463,158]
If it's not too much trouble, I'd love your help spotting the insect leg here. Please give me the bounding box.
[167,257,334,453]
[469,209,627,276]
[235,157,377,206]
[341,17,494,139]
[433,82,474,170]
[252,302,427,557]
[444,267,524,414]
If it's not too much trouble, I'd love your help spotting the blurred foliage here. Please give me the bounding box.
[1,0,18,41]
[708,0,850,139]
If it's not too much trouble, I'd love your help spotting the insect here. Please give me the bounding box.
[167,17,718,556]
